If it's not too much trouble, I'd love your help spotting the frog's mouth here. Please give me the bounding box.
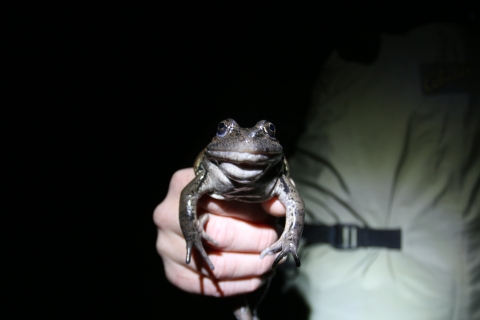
[207,151,282,182]
[207,150,280,164]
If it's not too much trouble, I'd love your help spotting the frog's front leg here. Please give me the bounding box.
[179,173,218,270]
[260,175,305,268]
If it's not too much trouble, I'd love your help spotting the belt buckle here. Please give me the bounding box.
[332,224,359,249]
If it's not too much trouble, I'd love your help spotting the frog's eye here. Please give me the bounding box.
[264,122,276,138]
[216,121,228,138]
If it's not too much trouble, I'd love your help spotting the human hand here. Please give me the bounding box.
[153,168,286,297]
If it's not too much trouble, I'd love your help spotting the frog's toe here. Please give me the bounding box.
[272,251,288,268]
[272,247,300,268]
[292,251,301,267]
[260,239,300,269]
[185,241,193,264]
[260,242,281,259]
[193,239,215,270]
[185,237,215,270]
[184,215,218,270]
[198,214,219,246]
[201,232,219,246]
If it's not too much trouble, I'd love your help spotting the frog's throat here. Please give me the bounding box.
[217,162,267,181]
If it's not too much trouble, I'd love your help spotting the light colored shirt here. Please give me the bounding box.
[289,24,480,320]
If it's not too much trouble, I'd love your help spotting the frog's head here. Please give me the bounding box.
[206,119,283,182]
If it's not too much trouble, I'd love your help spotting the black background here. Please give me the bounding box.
[9,3,475,319]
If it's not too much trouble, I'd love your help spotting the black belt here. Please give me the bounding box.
[303,224,401,249]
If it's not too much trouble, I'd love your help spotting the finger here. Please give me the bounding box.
[158,236,275,280]
[198,197,276,223]
[153,199,179,234]
[202,251,276,279]
[163,258,266,297]
[157,221,277,279]
[203,214,278,253]
[261,196,286,217]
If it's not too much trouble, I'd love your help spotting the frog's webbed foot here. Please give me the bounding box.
[185,213,219,270]
[259,237,300,268]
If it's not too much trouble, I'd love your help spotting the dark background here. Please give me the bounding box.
[10,3,475,319]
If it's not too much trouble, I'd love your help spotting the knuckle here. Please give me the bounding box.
[153,202,169,228]
[155,231,171,258]
[170,168,194,192]
[153,197,180,231]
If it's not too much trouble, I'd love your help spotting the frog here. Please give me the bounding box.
[179,118,305,271]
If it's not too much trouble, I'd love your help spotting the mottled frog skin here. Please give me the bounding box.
[179,119,305,271]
